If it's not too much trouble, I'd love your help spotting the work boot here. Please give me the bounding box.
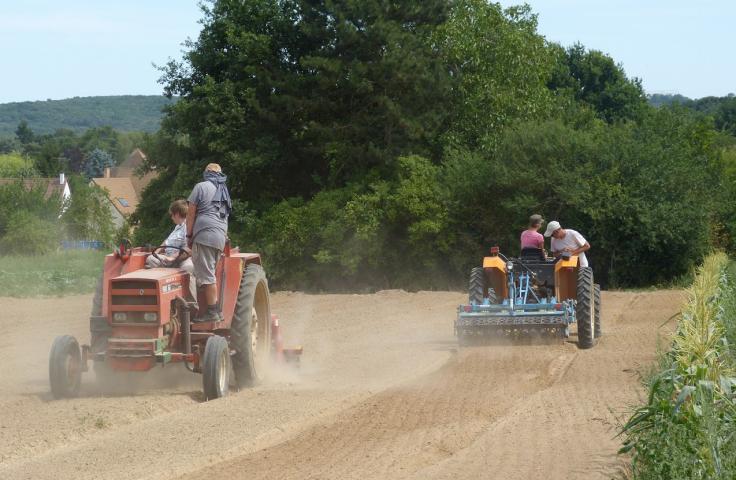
[193,306,223,323]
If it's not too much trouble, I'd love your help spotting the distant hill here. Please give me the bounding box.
[0,95,176,137]
[647,93,736,136]
[647,93,693,108]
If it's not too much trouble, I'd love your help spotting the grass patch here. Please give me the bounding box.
[0,250,105,297]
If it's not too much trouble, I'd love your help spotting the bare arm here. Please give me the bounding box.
[570,242,590,255]
[561,242,590,256]
[186,202,197,248]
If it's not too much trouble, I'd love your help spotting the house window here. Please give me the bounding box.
[117,198,129,207]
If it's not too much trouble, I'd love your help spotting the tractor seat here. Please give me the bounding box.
[520,247,545,262]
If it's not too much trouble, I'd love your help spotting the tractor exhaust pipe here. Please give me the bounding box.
[176,298,194,372]
[182,305,191,356]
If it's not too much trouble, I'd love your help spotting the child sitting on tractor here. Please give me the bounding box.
[146,199,198,307]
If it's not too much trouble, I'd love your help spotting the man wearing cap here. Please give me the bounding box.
[544,221,591,268]
[186,163,232,322]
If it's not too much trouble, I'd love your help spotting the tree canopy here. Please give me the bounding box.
[129,0,736,289]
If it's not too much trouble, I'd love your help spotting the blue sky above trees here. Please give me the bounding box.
[1,0,733,103]
[506,0,735,99]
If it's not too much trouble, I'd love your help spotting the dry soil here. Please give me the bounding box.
[0,289,682,480]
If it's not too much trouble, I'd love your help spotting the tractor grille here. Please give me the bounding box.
[110,280,158,307]
[113,281,156,290]
[112,295,157,305]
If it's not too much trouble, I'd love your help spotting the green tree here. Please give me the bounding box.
[15,120,35,144]
[30,129,80,176]
[548,43,646,123]
[62,175,115,244]
[435,1,554,150]
[84,148,114,179]
[156,0,453,201]
[0,137,19,154]
[0,210,59,255]
[80,126,122,162]
[0,152,37,177]
[0,180,60,240]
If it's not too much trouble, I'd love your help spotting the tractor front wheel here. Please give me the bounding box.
[576,267,596,349]
[49,335,82,399]
[202,335,230,400]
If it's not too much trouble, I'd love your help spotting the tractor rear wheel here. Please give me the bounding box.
[469,267,485,304]
[576,267,596,349]
[49,335,82,399]
[594,284,602,338]
[231,263,271,388]
[202,335,230,400]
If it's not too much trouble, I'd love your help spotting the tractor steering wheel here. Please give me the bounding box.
[150,245,191,267]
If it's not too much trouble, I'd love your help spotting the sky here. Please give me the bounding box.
[0,1,203,103]
[0,1,733,104]
[500,0,735,99]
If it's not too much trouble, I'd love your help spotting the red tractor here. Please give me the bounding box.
[48,241,300,400]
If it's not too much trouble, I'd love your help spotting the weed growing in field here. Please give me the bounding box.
[94,417,110,429]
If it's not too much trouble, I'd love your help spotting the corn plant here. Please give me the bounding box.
[620,253,736,479]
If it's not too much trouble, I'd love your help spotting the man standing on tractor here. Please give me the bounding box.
[544,220,591,267]
[186,163,232,322]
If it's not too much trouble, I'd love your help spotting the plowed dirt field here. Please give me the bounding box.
[0,289,681,480]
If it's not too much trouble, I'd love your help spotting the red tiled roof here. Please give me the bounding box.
[111,148,158,197]
[91,177,138,216]
[0,177,67,200]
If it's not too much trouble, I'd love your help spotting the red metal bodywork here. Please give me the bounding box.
[94,245,266,372]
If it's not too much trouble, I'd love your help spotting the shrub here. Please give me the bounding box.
[0,210,59,255]
[0,152,37,177]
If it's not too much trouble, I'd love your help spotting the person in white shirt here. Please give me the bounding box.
[543,220,591,268]
[146,199,198,307]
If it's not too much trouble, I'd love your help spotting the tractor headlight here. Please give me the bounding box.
[506,261,514,271]
[113,312,127,322]
[143,312,158,322]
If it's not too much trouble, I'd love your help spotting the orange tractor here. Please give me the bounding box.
[49,241,300,400]
[456,247,601,347]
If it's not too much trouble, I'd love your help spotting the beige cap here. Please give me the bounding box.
[205,163,222,173]
[544,220,561,237]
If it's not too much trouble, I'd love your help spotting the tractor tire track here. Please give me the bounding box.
[178,290,682,480]
[182,346,574,480]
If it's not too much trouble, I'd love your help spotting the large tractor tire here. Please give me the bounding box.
[49,335,82,399]
[231,263,272,388]
[576,267,596,349]
[202,335,230,400]
[594,283,602,338]
[469,267,485,304]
